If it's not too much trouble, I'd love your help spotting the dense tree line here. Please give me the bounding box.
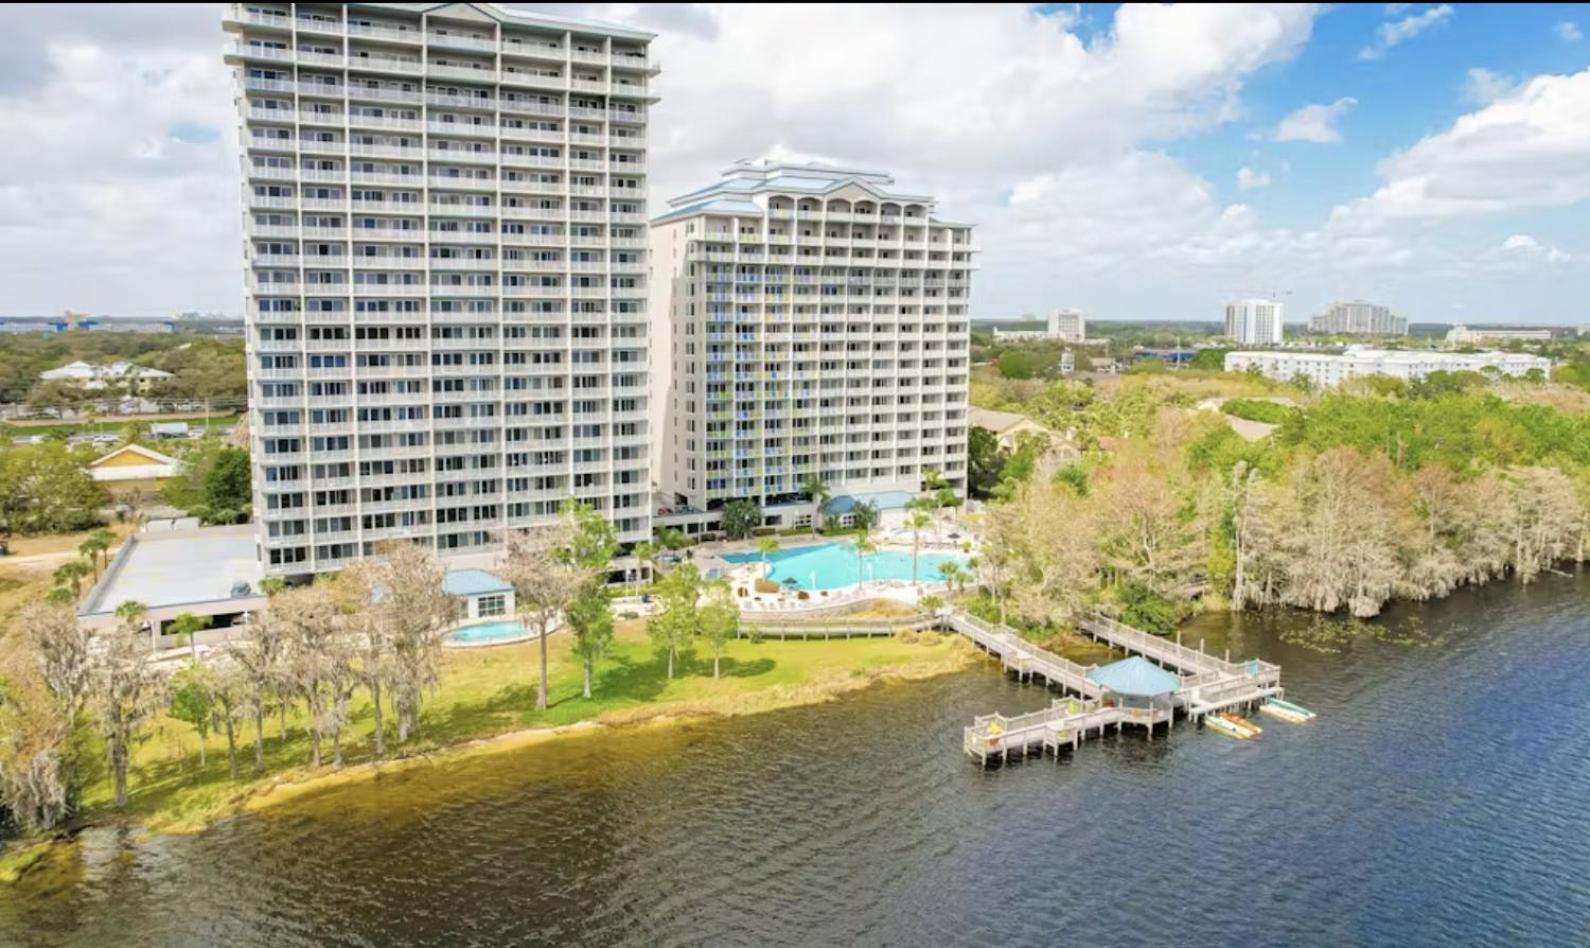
[2,333,246,409]
[977,377,1590,632]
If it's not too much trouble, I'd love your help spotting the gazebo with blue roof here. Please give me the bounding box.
[1087,656,1181,726]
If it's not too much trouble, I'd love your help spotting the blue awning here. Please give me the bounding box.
[1088,656,1180,697]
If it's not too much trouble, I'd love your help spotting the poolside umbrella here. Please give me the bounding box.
[782,577,800,589]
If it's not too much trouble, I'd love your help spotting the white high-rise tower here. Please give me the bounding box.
[648,161,974,522]
[1224,298,1284,346]
[224,2,657,576]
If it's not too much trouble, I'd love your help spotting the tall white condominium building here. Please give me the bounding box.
[1224,347,1550,387]
[1224,298,1284,346]
[224,3,657,577]
[1309,299,1407,336]
[649,161,975,518]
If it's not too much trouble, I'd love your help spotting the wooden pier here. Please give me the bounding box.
[738,606,1286,765]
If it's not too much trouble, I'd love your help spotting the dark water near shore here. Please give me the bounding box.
[4,574,1588,946]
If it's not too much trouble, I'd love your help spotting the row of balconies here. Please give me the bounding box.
[700,275,971,288]
[248,192,646,219]
[248,282,641,299]
[229,43,655,98]
[250,166,641,193]
[251,259,647,275]
[247,107,647,147]
[251,309,650,326]
[239,77,648,122]
[686,249,977,265]
[254,249,639,268]
[252,139,646,172]
[247,216,646,239]
[226,7,655,71]
[689,235,976,252]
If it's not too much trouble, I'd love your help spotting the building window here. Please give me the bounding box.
[477,594,506,618]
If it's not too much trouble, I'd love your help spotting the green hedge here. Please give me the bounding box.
[1221,398,1296,425]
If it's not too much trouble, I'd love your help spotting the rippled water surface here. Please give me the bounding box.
[4,574,1588,946]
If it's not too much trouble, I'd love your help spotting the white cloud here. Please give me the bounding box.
[1328,68,1590,233]
[1360,4,1454,61]
[1237,166,1272,190]
[1474,234,1573,273]
[1463,67,1517,105]
[1557,21,1584,43]
[0,6,237,316]
[0,4,1585,323]
[1275,97,1357,143]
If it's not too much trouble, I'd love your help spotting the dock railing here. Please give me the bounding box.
[1082,613,1280,683]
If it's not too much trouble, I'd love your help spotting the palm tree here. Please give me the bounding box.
[757,536,780,579]
[168,612,209,664]
[853,532,877,591]
[54,559,90,599]
[938,560,967,596]
[802,475,830,536]
[79,528,114,580]
[907,508,931,586]
[655,526,686,551]
[114,599,152,650]
[633,540,657,589]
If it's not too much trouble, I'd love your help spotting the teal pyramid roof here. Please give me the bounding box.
[1088,656,1180,697]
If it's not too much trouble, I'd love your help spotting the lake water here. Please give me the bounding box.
[3,573,1587,946]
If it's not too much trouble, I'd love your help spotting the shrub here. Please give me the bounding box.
[1221,398,1296,425]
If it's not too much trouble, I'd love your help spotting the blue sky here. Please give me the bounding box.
[1177,4,1589,229]
[0,3,1585,325]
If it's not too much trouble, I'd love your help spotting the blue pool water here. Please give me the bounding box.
[447,619,530,646]
[721,542,965,590]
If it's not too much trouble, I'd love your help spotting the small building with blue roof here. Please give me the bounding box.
[444,568,515,622]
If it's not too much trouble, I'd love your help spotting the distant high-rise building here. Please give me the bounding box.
[1309,299,1406,336]
[224,2,658,576]
[1224,298,1284,346]
[648,160,974,517]
[1047,308,1085,342]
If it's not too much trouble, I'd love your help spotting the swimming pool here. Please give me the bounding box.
[446,619,532,648]
[720,542,966,591]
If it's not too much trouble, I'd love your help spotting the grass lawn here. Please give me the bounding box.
[3,522,134,559]
[74,618,975,835]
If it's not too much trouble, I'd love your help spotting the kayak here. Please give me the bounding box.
[1264,698,1316,720]
[1204,715,1252,740]
[1260,701,1311,724]
[1219,712,1262,736]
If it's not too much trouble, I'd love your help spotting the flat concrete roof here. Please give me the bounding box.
[80,524,263,620]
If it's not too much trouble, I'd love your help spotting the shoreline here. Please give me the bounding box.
[0,637,976,882]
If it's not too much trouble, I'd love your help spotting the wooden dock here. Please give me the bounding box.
[734,606,1286,765]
